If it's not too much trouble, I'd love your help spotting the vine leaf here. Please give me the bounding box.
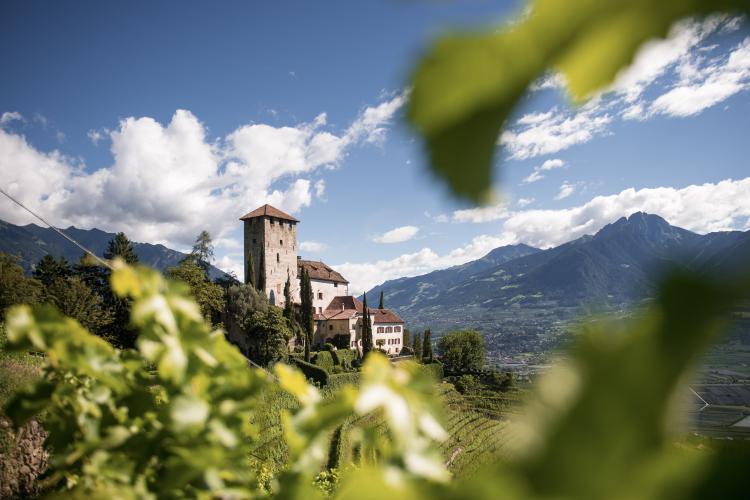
[407,0,749,202]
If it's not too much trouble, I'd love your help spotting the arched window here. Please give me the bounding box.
[385,327,393,333]
[377,327,384,333]
[394,326,401,332]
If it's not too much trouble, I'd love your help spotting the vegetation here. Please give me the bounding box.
[165,257,225,325]
[0,253,41,313]
[412,330,423,361]
[361,293,373,357]
[422,328,433,362]
[438,330,486,373]
[190,230,214,274]
[300,268,314,361]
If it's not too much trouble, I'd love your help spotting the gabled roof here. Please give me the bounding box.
[299,259,349,284]
[323,296,404,324]
[240,204,299,222]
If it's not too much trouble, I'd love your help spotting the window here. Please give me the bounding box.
[276,253,280,263]
[329,325,333,331]
[252,238,256,244]
[395,326,401,332]
[334,282,338,288]
[318,307,322,313]
[318,292,323,300]
[385,327,393,333]
[270,218,275,225]
[351,341,356,347]
[280,239,283,245]
[377,327,384,333]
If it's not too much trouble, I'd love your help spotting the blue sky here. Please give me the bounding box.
[1,1,749,293]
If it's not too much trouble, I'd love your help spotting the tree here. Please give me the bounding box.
[299,269,314,362]
[33,254,70,286]
[73,253,109,297]
[362,293,373,358]
[165,258,225,325]
[0,252,41,314]
[45,277,113,335]
[403,328,411,349]
[283,273,293,318]
[422,329,433,362]
[378,291,384,309]
[245,307,292,367]
[412,331,422,361]
[190,230,214,274]
[103,232,139,263]
[257,251,266,292]
[245,251,257,288]
[437,330,486,373]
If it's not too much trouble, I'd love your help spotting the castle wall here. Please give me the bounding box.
[243,216,299,306]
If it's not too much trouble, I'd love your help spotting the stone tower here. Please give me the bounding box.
[240,204,300,306]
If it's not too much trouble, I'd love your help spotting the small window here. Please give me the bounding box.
[334,282,338,288]
[276,253,280,263]
[329,325,333,331]
[386,327,393,333]
[318,307,322,313]
[395,326,401,332]
[318,292,323,300]
[252,238,257,244]
[280,239,283,245]
[270,218,275,225]
[377,327,384,333]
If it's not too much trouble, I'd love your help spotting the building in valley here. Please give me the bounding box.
[240,204,404,354]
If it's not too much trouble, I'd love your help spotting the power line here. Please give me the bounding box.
[0,186,113,270]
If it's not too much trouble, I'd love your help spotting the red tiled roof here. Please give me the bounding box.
[371,308,404,324]
[323,296,403,324]
[240,204,299,222]
[299,259,349,284]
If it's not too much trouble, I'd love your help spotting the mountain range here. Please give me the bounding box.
[366,213,750,353]
[0,219,229,280]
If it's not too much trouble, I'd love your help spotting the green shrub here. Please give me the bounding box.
[323,342,335,352]
[419,361,444,381]
[326,372,361,392]
[314,351,335,372]
[291,358,329,387]
[332,348,357,367]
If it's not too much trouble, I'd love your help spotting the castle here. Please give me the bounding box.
[240,204,405,354]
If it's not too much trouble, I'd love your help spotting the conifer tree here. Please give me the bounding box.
[423,328,433,362]
[34,254,65,286]
[362,293,373,358]
[103,232,139,264]
[257,251,266,292]
[245,251,256,288]
[190,230,214,274]
[300,269,314,362]
[412,331,422,361]
[283,273,293,319]
[378,291,384,309]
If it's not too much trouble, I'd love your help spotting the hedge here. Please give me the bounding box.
[331,349,357,367]
[313,351,335,372]
[291,358,329,387]
[326,372,361,392]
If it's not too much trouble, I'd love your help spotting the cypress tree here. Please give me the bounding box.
[245,251,257,288]
[300,269,314,362]
[423,329,433,362]
[283,272,294,320]
[257,251,266,292]
[378,291,384,309]
[362,293,373,358]
[412,331,422,361]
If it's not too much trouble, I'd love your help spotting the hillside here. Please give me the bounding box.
[368,213,750,354]
[0,219,229,280]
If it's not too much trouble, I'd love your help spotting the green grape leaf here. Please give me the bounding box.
[407,0,749,202]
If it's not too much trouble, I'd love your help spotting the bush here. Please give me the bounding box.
[437,330,486,373]
[326,372,362,392]
[323,342,335,352]
[332,348,357,367]
[291,358,329,387]
[418,361,444,381]
[314,351,335,372]
[454,374,479,394]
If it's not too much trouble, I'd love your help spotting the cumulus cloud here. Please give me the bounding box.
[300,240,327,253]
[87,129,105,145]
[451,203,509,224]
[338,177,750,292]
[517,197,535,208]
[372,225,420,244]
[0,92,405,251]
[522,158,565,184]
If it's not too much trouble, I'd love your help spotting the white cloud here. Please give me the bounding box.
[0,92,406,251]
[451,203,509,223]
[517,197,535,208]
[372,225,420,244]
[501,108,611,160]
[554,181,576,200]
[87,129,104,145]
[314,179,326,199]
[0,111,22,126]
[338,177,750,292]
[522,158,566,183]
[649,37,750,117]
[300,240,328,253]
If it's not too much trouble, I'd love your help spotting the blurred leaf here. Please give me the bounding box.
[408,0,750,202]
